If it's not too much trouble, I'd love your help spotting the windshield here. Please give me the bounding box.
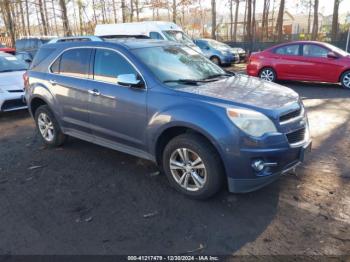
[162,30,194,46]
[132,45,226,85]
[207,40,231,50]
[323,43,349,57]
[0,55,28,72]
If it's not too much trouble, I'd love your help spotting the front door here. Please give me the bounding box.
[89,48,148,151]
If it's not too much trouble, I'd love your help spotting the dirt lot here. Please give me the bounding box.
[0,68,349,256]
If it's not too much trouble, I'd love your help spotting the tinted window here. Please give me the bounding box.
[303,44,328,58]
[59,48,92,78]
[275,45,300,56]
[51,57,60,73]
[196,41,208,49]
[93,49,138,84]
[150,32,163,40]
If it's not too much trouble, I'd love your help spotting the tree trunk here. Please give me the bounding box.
[112,0,118,23]
[121,0,126,23]
[331,0,340,42]
[172,0,176,23]
[59,0,72,36]
[1,0,15,46]
[211,0,216,39]
[275,0,285,41]
[135,0,139,22]
[38,0,48,35]
[307,0,312,35]
[18,0,26,37]
[252,0,256,42]
[130,0,134,22]
[246,0,252,43]
[25,0,31,35]
[77,0,84,35]
[43,0,50,34]
[51,0,59,35]
[262,0,270,40]
[229,0,233,41]
[233,0,239,42]
[311,0,319,40]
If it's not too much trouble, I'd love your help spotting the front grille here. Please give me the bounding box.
[280,108,302,123]
[286,128,306,144]
[1,99,27,111]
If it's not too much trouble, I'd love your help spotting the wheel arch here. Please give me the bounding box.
[339,69,350,82]
[154,125,225,173]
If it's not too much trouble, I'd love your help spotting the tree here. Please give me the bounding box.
[59,0,72,36]
[121,0,126,22]
[172,0,177,23]
[262,0,270,40]
[275,0,285,41]
[211,0,216,39]
[331,0,341,41]
[77,0,84,35]
[246,0,252,43]
[233,0,240,42]
[1,0,16,46]
[311,0,318,40]
[38,0,48,35]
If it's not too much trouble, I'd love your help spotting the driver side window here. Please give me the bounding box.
[93,49,139,84]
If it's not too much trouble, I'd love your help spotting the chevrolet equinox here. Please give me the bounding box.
[25,40,312,199]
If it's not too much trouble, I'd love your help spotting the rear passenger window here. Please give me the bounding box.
[58,48,92,78]
[93,49,138,84]
[50,57,60,73]
[275,45,300,56]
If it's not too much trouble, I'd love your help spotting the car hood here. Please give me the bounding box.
[178,74,299,111]
[0,70,25,91]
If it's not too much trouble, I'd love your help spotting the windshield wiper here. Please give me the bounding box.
[163,79,213,85]
[202,72,234,80]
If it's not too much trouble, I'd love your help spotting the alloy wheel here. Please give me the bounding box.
[169,148,207,192]
[343,73,350,88]
[260,69,275,82]
[37,112,55,142]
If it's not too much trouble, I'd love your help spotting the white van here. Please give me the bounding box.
[94,21,202,53]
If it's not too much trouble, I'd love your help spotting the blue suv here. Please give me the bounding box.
[25,40,311,199]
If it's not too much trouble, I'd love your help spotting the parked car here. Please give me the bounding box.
[194,38,240,65]
[231,47,247,62]
[25,40,311,199]
[15,51,33,65]
[15,37,54,59]
[247,41,350,88]
[48,36,103,44]
[95,21,202,53]
[0,53,28,112]
[0,43,15,55]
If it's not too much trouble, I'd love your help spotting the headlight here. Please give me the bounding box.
[227,108,277,137]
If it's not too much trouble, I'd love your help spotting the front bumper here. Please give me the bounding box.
[227,140,312,193]
[0,92,27,112]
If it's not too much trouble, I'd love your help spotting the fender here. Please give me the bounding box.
[147,103,240,163]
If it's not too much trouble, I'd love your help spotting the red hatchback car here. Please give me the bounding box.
[247,41,350,89]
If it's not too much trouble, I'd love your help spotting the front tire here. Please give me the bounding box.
[210,56,221,66]
[162,134,224,199]
[340,70,350,89]
[259,67,277,82]
[35,105,66,147]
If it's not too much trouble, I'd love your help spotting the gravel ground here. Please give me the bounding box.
[0,67,349,256]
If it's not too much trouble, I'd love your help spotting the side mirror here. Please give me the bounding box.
[205,46,210,50]
[117,74,144,88]
[327,51,338,59]
[25,59,32,63]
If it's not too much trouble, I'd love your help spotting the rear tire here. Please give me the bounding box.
[259,67,277,82]
[162,134,224,200]
[210,56,221,66]
[340,70,350,89]
[35,105,66,147]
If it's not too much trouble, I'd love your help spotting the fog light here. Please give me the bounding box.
[252,160,265,172]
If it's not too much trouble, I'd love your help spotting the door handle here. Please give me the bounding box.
[88,89,100,96]
[49,79,57,85]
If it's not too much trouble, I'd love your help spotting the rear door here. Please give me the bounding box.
[48,48,94,134]
[272,44,304,80]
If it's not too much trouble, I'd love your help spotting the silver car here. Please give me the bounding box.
[0,52,28,112]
